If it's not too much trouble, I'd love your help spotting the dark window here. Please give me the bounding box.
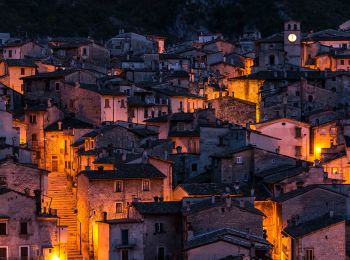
[305,249,314,260]
[121,99,125,108]
[20,246,29,259]
[45,81,50,91]
[20,68,25,75]
[0,248,7,258]
[341,60,345,65]
[294,24,298,30]
[55,82,60,91]
[295,91,300,97]
[288,24,291,30]
[0,223,6,235]
[144,109,149,118]
[115,181,123,192]
[155,223,164,233]
[121,250,128,260]
[143,179,150,191]
[293,102,299,107]
[121,229,129,245]
[31,134,37,142]
[20,222,28,235]
[295,146,302,156]
[8,50,12,58]
[157,247,165,260]
[192,163,198,172]
[269,55,275,65]
[82,48,87,56]
[179,101,183,111]
[308,95,313,102]
[29,115,37,124]
[295,127,302,138]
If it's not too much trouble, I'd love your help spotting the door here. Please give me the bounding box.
[52,156,58,172]
[20,246,29,260]
[121,249,128,260]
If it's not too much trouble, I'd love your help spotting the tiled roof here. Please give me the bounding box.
[71,138,84,147]
[168,130,200,137]
[127,128,158,137]
[80,163,166,179]
[132,201,182,215]
[275,185,347,203]
[256,165,306,184]
[170,112,194,121]
[283,214,344,238]
[303,29,350,41]
[184,228,270,250]
[184,196,264,216]
[6,59,37,67]
[22,69,78,80]
[177,183,243,196]
[79,83,127,96]
[257,33,283,43]
[45,117,93,131]
[144,115,169,123]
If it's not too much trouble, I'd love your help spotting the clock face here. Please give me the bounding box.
[288,33,297,42]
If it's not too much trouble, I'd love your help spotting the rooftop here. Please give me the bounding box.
[132,201,182,215]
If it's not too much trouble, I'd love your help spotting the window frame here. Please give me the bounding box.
[19,245,30,259]
[115,181,123,192]
[0,246,8,259]
[116,202,123,213]
[142,179,151,191]
[0,221,7,235]
[20,222,28,235]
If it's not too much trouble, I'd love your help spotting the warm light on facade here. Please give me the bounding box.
[315,147,322,153]
[51,255,60,260]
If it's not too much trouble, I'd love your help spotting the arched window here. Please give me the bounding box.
[269,55,275,65]
[288,24,291,30]
[294,24,298,30]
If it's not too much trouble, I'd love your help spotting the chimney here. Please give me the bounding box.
[34,189,42,215]
[57,121,62,131]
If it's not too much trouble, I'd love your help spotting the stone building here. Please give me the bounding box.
[0,187,67,260]
[76,161,172,259]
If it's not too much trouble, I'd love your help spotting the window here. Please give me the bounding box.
[90,140,94,149]
[45,81,50,91]
[179,101,183,111]
[235,156,243,164]
[20,222,28,235]
[55,82,60,91]
[218,136,224,146]
[20,68,25,75]
[155,223,164,233]
[121,250,128,260]
[104,98,110,108]
[157,247,165,260]
[320,128,326,135]
[308,95,313,102]
[82,48,87,56]
[0,222,7,235]
[31,134,37,142]
[121,229,129,245]
[332,168,338,174]
[295,146,302,156]
[269,55,275,65]
[8,50,12,58]
[330,127,337,135]
[116,202,123,213]
[191,163,198,172]
[0,247,7,259]
[64,140,68,154]
[120,99,125,108]
[19,246,29,260]
[29,115,37,124]
[305,248,314,260]
[142,179,150,191]
[0,176,7,187]
[341,60,345,65]
[144,109,149,118]
[295,91,300,97]
[115,181,123,192]
[295,127,302,138]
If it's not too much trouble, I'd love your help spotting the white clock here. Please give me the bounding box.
[288,33,297,42]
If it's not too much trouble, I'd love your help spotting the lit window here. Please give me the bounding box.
[235,156,243,164]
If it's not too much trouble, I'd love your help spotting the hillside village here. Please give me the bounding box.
[2,20,350,260]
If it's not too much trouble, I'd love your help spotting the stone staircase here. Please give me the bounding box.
[48,172,83,260]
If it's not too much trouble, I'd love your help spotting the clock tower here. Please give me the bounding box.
[284,20,301,67]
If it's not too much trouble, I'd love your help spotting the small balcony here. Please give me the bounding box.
[115,238,137,249]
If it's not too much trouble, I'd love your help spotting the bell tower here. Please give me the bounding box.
[284,20,301,67]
